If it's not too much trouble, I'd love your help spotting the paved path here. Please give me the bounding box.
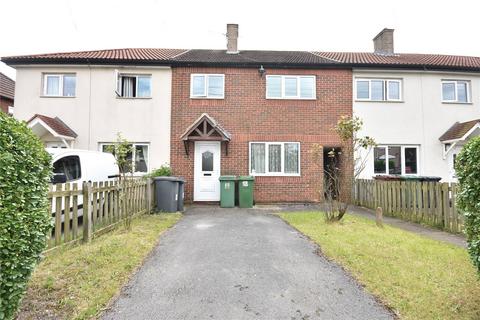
[102,207,393,320]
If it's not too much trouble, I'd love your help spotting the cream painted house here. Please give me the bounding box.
[353,69,480,182]
[337,29,480,182]
[5,49,185,174]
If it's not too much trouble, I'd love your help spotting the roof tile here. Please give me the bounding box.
[312,52,480,70]
[439,119,480,142]
[0,73,15,99]
[28,114,77,138]
[2,48,186,64]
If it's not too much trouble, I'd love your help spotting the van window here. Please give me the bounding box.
[53,156,81,181]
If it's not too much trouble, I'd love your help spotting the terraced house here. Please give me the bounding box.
[3,25,480,202]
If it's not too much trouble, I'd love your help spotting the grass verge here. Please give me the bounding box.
[280,211,480,320]
[17,213,181,320]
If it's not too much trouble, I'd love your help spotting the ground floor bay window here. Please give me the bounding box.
[249,142,300,176]
[100,143,149,174]
[374,145,419,175]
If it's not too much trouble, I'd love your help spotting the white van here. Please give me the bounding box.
[48,148,119,184]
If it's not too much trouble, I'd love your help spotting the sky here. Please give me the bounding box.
[1,0,480,80]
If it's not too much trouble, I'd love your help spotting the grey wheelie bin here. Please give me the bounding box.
[154,176,185,212]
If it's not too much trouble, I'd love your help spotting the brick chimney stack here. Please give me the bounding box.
[373,28,394,56]
[226,24,239,54]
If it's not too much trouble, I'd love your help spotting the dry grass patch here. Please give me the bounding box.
[17,213,181,320]
[280,212,480,320]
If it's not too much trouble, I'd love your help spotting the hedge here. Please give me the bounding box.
[455,136,480,275]
[0,113,52,319]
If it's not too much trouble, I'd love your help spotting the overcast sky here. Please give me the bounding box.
[1,0,479,80]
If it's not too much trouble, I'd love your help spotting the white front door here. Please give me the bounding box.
[194,141,221,201]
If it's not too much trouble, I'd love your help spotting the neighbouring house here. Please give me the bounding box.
[0,72,15,115]
[315,28,480,182]
[3,25,480,202]
[1,49,186,174]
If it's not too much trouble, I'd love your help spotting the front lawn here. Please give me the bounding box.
[17,213,181,320]
[280,212,480,320]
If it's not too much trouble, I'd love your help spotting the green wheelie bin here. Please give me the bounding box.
[219,175,236,208]
[238,176,255,208]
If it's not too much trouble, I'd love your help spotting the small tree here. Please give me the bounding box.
[455,137,480,274]
[0,113,52,319]
[107,133,134,230]
[313,115,376,222]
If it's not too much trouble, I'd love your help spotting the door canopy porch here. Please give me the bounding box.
[439,119,480,159]
[180,113,231,156]
[27,114,77,148]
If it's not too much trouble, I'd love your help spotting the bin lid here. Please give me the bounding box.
[153,176,185,182]
[219,175,236,181]
[238,175,255,181]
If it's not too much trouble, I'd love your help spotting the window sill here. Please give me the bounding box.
[116,97,152,100]
[40,95,76,98]
[355,100,404,103]
[190,96,225,100]
[441,101,472,105]
[266,97,316,101]
[250,173,301,177]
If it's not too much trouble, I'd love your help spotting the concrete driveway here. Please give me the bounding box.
[102,207,393,320]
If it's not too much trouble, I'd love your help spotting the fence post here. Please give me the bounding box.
[83,181,93,243]
[376,207,383,228]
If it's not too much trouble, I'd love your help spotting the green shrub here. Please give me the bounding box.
[147,164,172,178]
[0,113,52,319]
[455,137,480,274]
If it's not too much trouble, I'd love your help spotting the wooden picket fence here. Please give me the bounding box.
[47,178,154,249]
[354,179,464,233]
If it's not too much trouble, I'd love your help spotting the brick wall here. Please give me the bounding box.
[171,67,353,203]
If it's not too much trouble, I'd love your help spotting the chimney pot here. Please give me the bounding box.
[373,28,394,56]
[226,24,239,54]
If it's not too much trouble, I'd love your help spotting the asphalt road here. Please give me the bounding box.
[102,207,393,320]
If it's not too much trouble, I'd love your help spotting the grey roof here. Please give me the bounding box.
[173,50,337,66]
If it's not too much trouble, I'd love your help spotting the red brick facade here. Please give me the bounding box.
[171,67,353,203]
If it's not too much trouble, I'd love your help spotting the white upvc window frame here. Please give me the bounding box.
[373,145,420,176]
[99,142,150,175]
[190,74,225,99]
[116,73,152,98]
[355,78,402,102]
[42,73,76,97]
[248,141,301,177]
[441,80,471,103]
[265,75,316,100]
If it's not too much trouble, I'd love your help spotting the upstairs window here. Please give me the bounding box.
[190,74,225,99]
[442,80,470,103]
[266,75,316,99]
[355,79,401,101]
[117,74,151,98]
[43,74,76,97]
